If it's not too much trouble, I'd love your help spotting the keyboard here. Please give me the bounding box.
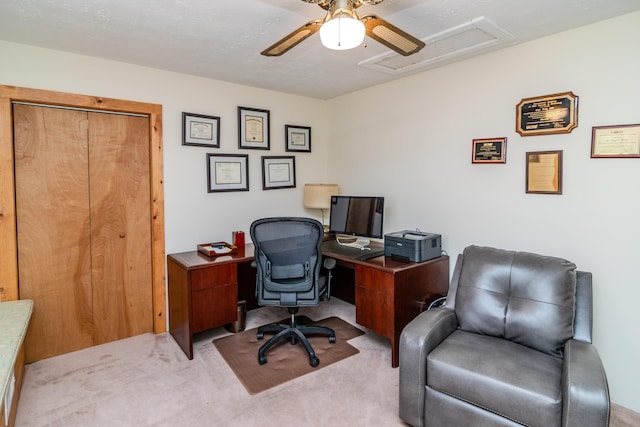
[322,239,385,260]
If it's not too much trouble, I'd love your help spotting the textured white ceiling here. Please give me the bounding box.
[1,0,639,99]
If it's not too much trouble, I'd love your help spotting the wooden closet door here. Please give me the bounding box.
[14,104,94,362]
[88,112,153,344]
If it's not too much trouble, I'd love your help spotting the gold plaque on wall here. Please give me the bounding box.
[516,92,578,136]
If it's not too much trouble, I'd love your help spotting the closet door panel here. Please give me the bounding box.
[88,113,153,344]
[14,104,94,362]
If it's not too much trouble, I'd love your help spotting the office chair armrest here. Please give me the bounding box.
[562,339,610,427]
[399,308,458,427]
[321,257,337,300]
[323,257,336,270]
[250,260,257,296]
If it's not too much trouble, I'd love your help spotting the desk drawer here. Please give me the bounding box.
[191,264,236,291]
[354,265,393,295]
[355,285,393,338]
[191,283,237,333]
[354,265,394,338]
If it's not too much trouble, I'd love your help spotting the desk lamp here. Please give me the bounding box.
[303,183,339,232]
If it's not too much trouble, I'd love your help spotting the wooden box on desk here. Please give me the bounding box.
[197,242,237,257]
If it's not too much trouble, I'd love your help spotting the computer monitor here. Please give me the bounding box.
[328,195,384,243]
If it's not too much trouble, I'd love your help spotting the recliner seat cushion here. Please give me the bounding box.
[455,245,576,357]
[427,330,563,427]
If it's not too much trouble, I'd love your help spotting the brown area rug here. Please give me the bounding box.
[213,316,364,394]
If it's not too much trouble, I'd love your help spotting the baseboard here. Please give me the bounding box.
[611,402,640,426]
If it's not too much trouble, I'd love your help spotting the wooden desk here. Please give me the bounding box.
[167,245,254,360]
[322,245,449,367]
[167,243,449,367]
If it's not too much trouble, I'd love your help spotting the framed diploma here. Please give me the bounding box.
[591,124,640,158]
[285,125,311,152]
[526,150,563,195]
[472,137,507,164]
[206,154,249,192]
[238,106,270,150]
[516,92,578,136]
[182,112,220,147]
[261,156,296,190]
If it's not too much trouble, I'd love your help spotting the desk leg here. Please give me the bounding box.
[168,259,193,360]
[391,337,400,368]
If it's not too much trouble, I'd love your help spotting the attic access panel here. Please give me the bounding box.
[359,17,515,75]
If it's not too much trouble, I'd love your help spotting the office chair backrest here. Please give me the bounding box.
[250,217,324,307]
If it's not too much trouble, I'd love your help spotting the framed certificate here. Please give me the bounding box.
[472,137,507,164]
[182,112,220,147]
[285,125,311,152]
[591,124,640,158]
[516,92,578,136]
[526,150,563,194]
[238,106,270,150]
[261,156,296,190]
[206,154,249,192]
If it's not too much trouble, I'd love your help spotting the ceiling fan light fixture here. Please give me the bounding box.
[262,0,424,58]
[320,12,365,50]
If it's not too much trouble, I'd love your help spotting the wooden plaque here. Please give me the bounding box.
[516,92,578,136]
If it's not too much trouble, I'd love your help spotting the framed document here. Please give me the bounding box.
[182,112,220,147]
[238,106,270,150]
[206,154,249,192]
[526,150,563,194]
[516,92,578,136]
[261,156,296,190]
[591,124,640,158]
[472,137,507,164]
[285,125,311,152]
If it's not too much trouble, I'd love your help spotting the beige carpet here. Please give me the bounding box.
[16,298,405,426]
[213,316,364,394]
[15,297,636,426]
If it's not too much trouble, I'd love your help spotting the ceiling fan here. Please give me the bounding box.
[261,0,425,57]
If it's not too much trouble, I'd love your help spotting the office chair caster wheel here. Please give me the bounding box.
[329,336,336,344]
[257,331,264,340]
[309,356,319,367]
[258,355,267,365]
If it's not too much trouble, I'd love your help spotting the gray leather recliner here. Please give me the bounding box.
[399,245,610,427]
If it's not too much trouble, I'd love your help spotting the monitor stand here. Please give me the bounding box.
[336,234,371,250]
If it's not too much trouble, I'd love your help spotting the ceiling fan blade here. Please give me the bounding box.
[261,20,323,56]
[361,15,425,56]
[301,0,332,9]
[302,0,386,10]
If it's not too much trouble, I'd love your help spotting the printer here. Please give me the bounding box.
[384,230,442,262]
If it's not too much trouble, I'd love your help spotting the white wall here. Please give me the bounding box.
[0,41,330,254]
[326,11,640,411]
[1,9,639,412]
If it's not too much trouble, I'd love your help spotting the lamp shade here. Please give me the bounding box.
[319,14,365,50]
[304,184,339,209]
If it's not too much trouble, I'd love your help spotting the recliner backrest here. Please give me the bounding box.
[454,245,577,358]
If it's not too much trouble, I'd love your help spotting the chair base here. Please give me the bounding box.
[257,308,336,367]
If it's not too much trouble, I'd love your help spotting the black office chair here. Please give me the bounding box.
[250,217,336,367]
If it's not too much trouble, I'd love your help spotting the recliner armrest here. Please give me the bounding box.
[399,308,458,427]
[562,339,610,427]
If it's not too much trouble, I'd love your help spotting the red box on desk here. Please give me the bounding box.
[232,231,245,247]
